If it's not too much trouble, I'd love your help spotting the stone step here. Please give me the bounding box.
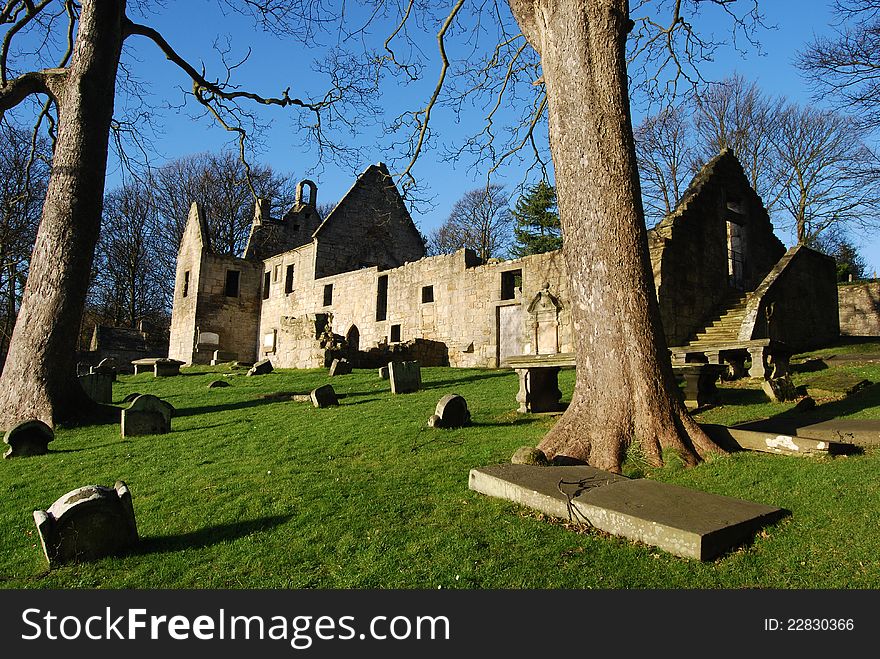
[469,464,788,561]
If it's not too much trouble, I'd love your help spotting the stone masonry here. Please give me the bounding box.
[168,151,840,371]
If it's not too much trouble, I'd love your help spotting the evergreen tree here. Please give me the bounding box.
[510,182,562,257]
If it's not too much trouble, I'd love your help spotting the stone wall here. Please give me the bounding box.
[740,245,839,351]
[312,163,425,279]
[256,248,572,369]
[649,150,785,346]
[838,281,880,336]
[168,203,263,364]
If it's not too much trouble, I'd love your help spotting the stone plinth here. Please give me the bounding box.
[154,358,184,377]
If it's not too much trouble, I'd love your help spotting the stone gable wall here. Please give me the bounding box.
[649,151,785,346]
[838,281,880,336]
[313,164,425,279]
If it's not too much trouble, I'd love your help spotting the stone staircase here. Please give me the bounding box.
[685,293,749,348]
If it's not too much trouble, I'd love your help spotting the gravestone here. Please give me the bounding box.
[310,384,339,408]
[329,358,352,376]
[207,380,230,388]
[154,358,184,377]
[379,366,389,379]
[3,420,53,459]
[428,394,471,428]
[121,394,172,436]
[33,481,139,567]
[79,372,113,404]
[76,362,92,377]
[122,392,141,404]
[91,357,117,381]
[762,376,800,402]
[389,360,421,394]
[210,350,237,365]
[247,359,274,376]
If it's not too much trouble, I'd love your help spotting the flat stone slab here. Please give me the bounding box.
[468,464,787,561]
[700,424,853,457]
[734,418,880,448]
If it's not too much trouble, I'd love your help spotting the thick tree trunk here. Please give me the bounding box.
[0,0,125,428]
[509,0,723,471]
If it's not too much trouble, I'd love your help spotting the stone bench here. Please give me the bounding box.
[670,339,791,381]
[503,353,723,413]
[502,353,575,413]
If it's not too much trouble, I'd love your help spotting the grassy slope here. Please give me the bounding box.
[1,348,879,589]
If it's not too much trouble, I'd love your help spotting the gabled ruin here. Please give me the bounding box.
[168,151,839,372]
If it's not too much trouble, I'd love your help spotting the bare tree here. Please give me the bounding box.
[152,151,296,258]
[798,0,880,130]
[428,184,512,260]
[0,1,358,427]
[0,121,49,363]
[774,103,880,244]
[635,104,694,223]
[90,181,166,328]
[691,74,787,214]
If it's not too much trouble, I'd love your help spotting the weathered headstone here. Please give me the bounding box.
[762,376,800,402]
[210,350,238,365]
[329,358,352,376]
[91,357,117,381]
[33,481,139,567]
[122,392,141,403]
[378,366,389,379]
[79,372,113,404]
[121,394,172,436]
[3,420,53,459]
[207,380,230,388]
[310,384,339,408]
[247,359,274,376]
[428,393,471,428]
[389,360,421,394]
[154,358,184,377]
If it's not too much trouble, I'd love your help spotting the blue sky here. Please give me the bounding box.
[102,1,877,274]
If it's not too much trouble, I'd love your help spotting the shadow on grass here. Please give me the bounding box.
[423,370,513,389]
[174,398,281,417]
[715,388,769,406]
[137,515,293,555]
[773,383,880,425]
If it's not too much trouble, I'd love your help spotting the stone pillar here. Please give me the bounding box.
[748,346,768,379]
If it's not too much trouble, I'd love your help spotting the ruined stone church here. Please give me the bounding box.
[168,152,840,371]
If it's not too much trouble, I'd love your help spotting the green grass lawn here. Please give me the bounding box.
[1,345,879,589]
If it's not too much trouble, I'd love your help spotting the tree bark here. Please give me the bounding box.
[508,0,723,471]
[0,0,125,428]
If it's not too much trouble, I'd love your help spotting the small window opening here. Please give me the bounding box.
[421,285,434,303]
[284,264,295,294]
[376,275,388,321]
[224,270,240,297]
[323,283,333,306]
[263,271,271,300]
[273,263,281,282]
[183,270,190,297]
[501,269,522,300]
[390,324,401,343]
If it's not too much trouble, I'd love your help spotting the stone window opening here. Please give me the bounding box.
[284,264,295,294]
[263,271,271,300]
[273,263,281,282]
[183,270,190,297]
[224,270,240,298]
[376,275,388,321]
[501,269,522,300]
[421,285,434,303]
[323,283,333,307]
[390,324,401,343]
